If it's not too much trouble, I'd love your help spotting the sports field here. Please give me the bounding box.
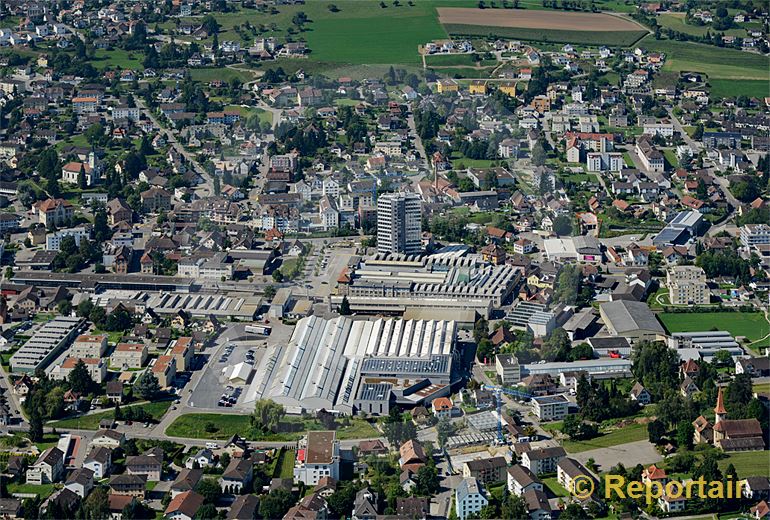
[658,312,769,343]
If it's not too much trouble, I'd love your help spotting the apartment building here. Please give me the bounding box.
[666,265,709,305]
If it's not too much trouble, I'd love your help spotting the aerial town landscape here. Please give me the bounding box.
[0,0,766,518]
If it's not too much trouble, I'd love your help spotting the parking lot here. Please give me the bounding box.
[188,339,267,410]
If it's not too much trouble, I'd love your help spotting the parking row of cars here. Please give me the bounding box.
[218,343,235,363]
[218,386,241,407]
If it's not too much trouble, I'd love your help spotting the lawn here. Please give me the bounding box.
[49,401,173,430]
[224,105,273,126]
[562,423,648,453]
[658,312,769,342]
[7,482,55,499]
[542,477,570,497]
[166,413,379,441]
[718,451,770,478]
[753,382,770,394]
[641,36,770,80]
[444,23,647,47]
[92,49,145,70]
[272,449,296,479]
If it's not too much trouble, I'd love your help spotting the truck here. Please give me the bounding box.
[245,324,272,336]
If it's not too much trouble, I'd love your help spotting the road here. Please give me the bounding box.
[134,97,214,197]
[665,107,741,210]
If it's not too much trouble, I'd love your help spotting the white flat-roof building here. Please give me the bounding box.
[531,395,569,421]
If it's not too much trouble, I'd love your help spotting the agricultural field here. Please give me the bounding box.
[658,312,769,343]
[424,53,479,67]
[641,36,770,80]
[709,79,769,99]
[439,7,648,46]
[656,12,749,38]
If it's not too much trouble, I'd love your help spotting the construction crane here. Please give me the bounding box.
[482,384,533,445]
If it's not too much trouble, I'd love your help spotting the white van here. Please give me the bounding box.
[205,442,219,449]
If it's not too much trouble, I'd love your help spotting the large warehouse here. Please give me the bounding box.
[333,253,520,318]
[246,316,461,415]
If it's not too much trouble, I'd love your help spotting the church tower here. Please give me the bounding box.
[714,386,727,425]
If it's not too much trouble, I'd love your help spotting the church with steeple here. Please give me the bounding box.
[692,387,765,451]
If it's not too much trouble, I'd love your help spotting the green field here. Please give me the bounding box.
[709,79,769,99]
[49,401,173,430]
[641,36,770,80]
[657,13,747,38]
[718,451,770,478]
[189,67,256,83]
[92,49,145,70]
[562,423,648,453]
[166,413,380,441]
[444,23,647,47]
[658,312,769,342]
[424,53,479,67]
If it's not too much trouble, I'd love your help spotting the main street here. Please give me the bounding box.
[134,97,214,197]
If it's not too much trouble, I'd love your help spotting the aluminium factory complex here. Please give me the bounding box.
[246,315,463,416]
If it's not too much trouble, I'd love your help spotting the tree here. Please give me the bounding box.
[271,270,284,283]
[531,140,546,166]
[78,164,87,189]
[473,316,488,344]
[195,504,218,520]
[436,418,455,446]
[561,503,589,519]
[415,461,440,496]
[631,342,680,401]
[338,295,351,316]
[501,494,527,519]
[195,478,222,504]
[259,489,294,519]
[81,487,110,520]
[552,215,573,236]
[252,399,285,433]
[647,419,666,444]
[327,482,358,518]
[69,359,95,395]
[219,452,231,470]
[28,412,44,442]
[134,371,161,400]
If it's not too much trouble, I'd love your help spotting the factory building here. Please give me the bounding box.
[334,253,519,318]
[10,317,85,373]
[247,316,461,415]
